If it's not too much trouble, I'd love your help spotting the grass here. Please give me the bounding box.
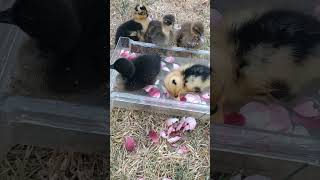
[0,145,107,180]
[110,108,210,179]
[110,0,210,179]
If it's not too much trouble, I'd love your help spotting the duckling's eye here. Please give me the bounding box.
[172,80,177,85]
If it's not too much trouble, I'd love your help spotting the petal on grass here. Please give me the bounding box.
[160,130,168,139]
[177,145,189,154]
[183,117,197,131]
[167,136,181,143]
[124,136,136,152]
[166,118,179,127]
[148,130,159,143]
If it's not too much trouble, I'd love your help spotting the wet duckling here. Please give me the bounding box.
[164,63,210,98]
[144,14,175,46]
[176,21,205,49]
[115,4,150,45]
[110,54,161,91]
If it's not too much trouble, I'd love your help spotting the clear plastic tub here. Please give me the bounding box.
[0,25,108,158]
[110,37,210,119]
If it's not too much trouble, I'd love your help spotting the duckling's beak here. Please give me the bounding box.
[0,8,14,24]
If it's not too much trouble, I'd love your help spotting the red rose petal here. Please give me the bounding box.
[124,136,136,152]
[180,96,187,101]
[127,53,137,61]
[224,112,246,126]
[182,117,197,131]
[143,85,154,92]
[148,130,159,143]
[160,130,168,139]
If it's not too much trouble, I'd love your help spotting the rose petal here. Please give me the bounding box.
[143,85,154,92]
[183,117,197,131]
[160,130,168,139]
[120,50,130,58]
[124,136,136,152]
[162,177,172,180]
[176,120,186,131]
[201,92,210,100]
[164,56,175,63]
[293,101,320,117]
[161,61,166,68]
[224,112,246,126]
[166,118,179,127]
[162,66,170,72]
[180,96,187,102]
[177,145,189,154]
[172,63,180,70]
[167,136,181,143]
[185,94,202,104]
[167,125,176,135]
[148,87,161,98]
[137,178,145,180]
[127,53,137,61]
[148,130,159,143]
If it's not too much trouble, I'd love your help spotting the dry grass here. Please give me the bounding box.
[110,108,210,179]
[0,145,107,180]
[110,0,210,50]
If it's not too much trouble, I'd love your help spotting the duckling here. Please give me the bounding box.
[144,14,175,46]
[212,8,320,122]
[115,4,150,45]
[164,63,210,98]
[110,54,161,91]
[176,21,205,49]
[0,0,107,94]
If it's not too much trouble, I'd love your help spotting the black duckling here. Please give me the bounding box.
[110,54,161,91]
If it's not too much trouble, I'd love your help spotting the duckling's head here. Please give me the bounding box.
[134,4,148,20]
[163,14,175,26]
[110,58,135,79]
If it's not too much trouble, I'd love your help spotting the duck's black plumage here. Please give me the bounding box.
[115,20,143,45]
[0,0,107,94]
[111,54,161,91]
[182,64,210,82]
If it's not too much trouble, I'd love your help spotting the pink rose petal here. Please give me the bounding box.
[161,61,166,68]
[166,118,179,126]
[176,119,186,131]
[267,104,291,132]
[180,96,187,102]
[185,94,202,104]
[162,177,172,180]
[183,117,197,131]
[201,92,210,100]
[127,53,137,61]
[164,56,175,63]
[143,85,154,92]
[160,130,168,139]
[177,145,189,154]
[167,125,175,135]
[148,87,161,98]
[124,136,136,152]
[137,178,145,180]
[172,63,180,70]
[293,101,320,117]
[167,136,181,143]
[120,50,130,58]
[162,66,170,72]
[148,130,159,143]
